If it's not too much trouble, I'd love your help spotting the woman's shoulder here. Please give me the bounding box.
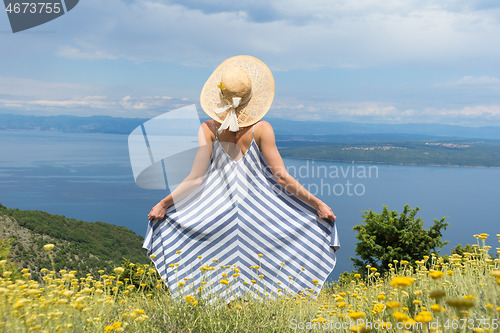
[201,120,216,142]
[254,120,275,147]
[255,120,273,133]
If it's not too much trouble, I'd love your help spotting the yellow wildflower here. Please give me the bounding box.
[104,321,122,333]
[390,276,414,288]
[430,304,442,312]
[392,311,409,322]
[113,267,125,275]
[386,301,401,309]
[414,311,433,323]
[429,271,445,280]
[43,244,55,251]
[348,311,365,320]
[220,279,228,285]
[350,324,370,332]
[13,299,27,309]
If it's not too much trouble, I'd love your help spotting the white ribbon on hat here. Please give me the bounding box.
[214,90,252,134]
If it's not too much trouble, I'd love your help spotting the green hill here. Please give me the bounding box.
[0,203,149,279]
[280,140,500,167]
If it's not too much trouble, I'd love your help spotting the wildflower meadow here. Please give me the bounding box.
[0,233,499,332]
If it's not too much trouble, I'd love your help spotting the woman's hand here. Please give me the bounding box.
[315,201,336,222]
[148,201,168,221]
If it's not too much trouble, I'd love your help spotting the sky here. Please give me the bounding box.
[1,0,500,126]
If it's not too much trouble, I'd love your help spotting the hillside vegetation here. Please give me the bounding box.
[280,140,500,167]
[0,232,498,332]
[0,203,148,279]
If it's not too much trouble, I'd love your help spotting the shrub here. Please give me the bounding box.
[352,204,448,275]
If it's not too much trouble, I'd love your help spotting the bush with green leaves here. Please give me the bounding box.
[352,204,449,275]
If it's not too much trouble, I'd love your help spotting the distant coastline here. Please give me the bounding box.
[3,113,500,169]
[280,140,500,168]
[281,155,500,169]
[3,113,500,140]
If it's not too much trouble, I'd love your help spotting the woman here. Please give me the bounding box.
[144,55,340,303]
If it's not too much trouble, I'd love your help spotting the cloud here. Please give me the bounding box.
[269,99,500,126]
[3,75,500,125]
[0,77,96,99]
[29,0,499,69]
[2,1,500,127]
[0,95,193,117]
[440,75,500,87]
[0,75,192,117]
[56,45,118,60]
[28,96,110,109]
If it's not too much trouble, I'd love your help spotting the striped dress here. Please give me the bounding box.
[143,121,340,303]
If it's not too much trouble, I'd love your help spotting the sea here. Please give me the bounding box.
[0,130,499,280]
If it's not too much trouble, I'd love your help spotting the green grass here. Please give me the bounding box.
[1,234,499,332]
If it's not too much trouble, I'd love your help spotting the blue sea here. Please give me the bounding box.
[1,130,499,280]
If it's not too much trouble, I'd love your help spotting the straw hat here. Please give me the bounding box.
[200,55,275,134]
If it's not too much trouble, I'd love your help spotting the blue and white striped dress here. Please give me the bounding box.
[143,122,340,303]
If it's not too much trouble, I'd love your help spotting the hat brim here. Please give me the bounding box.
[200,55,275,128]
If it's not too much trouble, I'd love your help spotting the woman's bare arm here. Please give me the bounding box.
[256,121,336,222]
[148,121,213,221]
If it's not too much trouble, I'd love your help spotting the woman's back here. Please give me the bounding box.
[146,55,338,304]
[143,118,340,303]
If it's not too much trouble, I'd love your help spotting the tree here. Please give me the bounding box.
[450,243,475,257]
[352,204,448,275]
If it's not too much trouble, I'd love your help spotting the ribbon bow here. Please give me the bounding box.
[214,97,242,134]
